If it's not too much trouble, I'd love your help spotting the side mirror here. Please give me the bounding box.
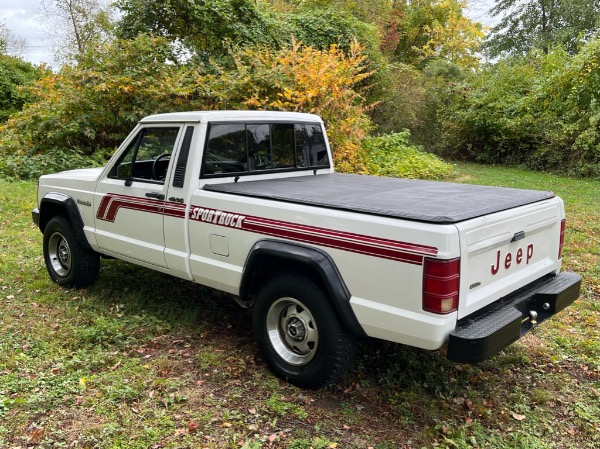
[124,178,133,187]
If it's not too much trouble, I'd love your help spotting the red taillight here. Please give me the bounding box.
[423,258,460,314]
[558,219,566,259]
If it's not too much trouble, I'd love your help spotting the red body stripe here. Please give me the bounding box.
[96,193,438,265]
[240,217,426,264]
[96,194,166,222]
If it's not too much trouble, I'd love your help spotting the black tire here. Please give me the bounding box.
[253,271,357,388]
[43,215,100,288]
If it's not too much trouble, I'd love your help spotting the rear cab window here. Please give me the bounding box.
[201,122,329,177]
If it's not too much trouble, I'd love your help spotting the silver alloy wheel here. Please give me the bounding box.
[48,231,71,277]
[266,297,319,366]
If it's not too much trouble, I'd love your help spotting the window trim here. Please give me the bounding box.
[200,121,330,179]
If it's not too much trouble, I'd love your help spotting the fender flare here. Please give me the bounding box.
[38,192,94,252]
[240,239,366,338]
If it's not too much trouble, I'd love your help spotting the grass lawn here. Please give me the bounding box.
[0,163,598,448]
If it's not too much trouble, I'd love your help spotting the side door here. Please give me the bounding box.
[94,125,183,269]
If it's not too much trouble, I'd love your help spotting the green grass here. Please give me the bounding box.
[0,164,598,448]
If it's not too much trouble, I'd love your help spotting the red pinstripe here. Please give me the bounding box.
[96,193,437,265]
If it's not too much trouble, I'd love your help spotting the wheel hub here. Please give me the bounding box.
[58,243,70,265]
[48,232,72,277]
[265,297,319,366]
[285,316,306,341]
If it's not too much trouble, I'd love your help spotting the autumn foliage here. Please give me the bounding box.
[0,36,193,178]
[0,1,476,179]
[0,35,374,178]
[199,40,374,172]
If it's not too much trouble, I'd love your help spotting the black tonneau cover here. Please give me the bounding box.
[203,173,555,224]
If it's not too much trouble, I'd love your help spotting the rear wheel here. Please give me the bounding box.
[43,215,100,288]
[253,271,356,388]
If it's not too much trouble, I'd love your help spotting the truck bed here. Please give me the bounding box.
[203,173,555,224]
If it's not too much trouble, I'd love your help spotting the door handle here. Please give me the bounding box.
[145,192,165,200]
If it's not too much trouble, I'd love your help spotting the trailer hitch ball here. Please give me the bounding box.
[529,310,538,324]
[543,302,550,310]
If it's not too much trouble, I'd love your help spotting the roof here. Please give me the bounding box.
[140,110,323,124]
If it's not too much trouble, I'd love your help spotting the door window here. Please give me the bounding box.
[110,127,180,182]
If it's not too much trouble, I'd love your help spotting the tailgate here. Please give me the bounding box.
[455,197,564,319]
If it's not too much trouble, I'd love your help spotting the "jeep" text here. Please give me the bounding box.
[491,244,534,275]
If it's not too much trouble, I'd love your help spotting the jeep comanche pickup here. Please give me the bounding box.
[32,111,581,387]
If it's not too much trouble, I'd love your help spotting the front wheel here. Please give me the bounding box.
[43,215,100,288]
[253,272,356,388]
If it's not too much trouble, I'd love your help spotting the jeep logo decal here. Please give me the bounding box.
[491,244,534,275]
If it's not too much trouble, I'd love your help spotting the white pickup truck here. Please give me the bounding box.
[32,111,581,387]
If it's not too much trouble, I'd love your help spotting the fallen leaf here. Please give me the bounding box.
[512,413,526,421]
[464,399,474,411]
[188,421,199,432]
[268,433,277,443]
[566,427,577,436]
[222,422,232,428]
[329,443,338,448]
[248,407,257,414]
[27,427,45,445]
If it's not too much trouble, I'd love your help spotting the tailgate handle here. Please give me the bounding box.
[511,231,525,242]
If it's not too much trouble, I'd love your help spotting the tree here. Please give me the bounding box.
[381,0,484,68]
[485,0,600,57]
[36,0,114,63]
[0,54,42,121]
[0,21,28,57]
[115,0,281,59]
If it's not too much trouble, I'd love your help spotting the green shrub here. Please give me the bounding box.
[0,54,43,122]
[363,131,452,179]
[434,40,600,179]
[0,147,106,180]
[0,34,192,180]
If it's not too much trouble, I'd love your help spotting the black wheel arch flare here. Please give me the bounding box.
[37,192,94,252]
[241,239,367,338]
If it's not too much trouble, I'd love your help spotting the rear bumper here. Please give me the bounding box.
[447,271,581,364]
